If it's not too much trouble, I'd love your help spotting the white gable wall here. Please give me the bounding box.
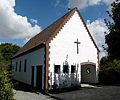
[12,47,45,89]
[49,11,98,88]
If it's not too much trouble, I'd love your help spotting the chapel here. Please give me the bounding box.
[12,8,100,91]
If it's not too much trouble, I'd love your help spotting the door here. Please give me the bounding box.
[81,64,96,83]
[31,66,34,87]
[36,65,42,90]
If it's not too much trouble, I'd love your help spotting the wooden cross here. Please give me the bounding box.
[74,38,81,54]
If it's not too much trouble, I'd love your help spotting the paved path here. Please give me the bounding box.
[14,84,120,100]
[14,90,54,100]
[51,85,120,100]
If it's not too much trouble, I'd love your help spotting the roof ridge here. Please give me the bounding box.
[25,8,76,45]
[13,7,100,58]
[45,8,77,42]
[13,8,77,58]
[13,7,100,59]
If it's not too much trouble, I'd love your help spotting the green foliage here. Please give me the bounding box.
[107,59,120,72]
[99,69,120,84]
[0,43,20,61]
[0,43,20,100]
[101,0,120,84]
[0,55,10,70]
[100,56,120,72]
[100,57,120,71]
[105,0,120,60]
[100,56,109,71]
[99,57,120,84]
[0,68,14,100]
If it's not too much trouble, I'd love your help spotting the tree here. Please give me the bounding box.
[108,59,120,72]
[0,43,20,70]
[0,54,10,69]
[99,1,120,84]
[105,0,120,60]
[100,56,109,71]
[0,68,14,100]
[0,43,20,61]
[0,43,20,99]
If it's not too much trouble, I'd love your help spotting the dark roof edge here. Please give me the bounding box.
[45,8,76,43]
[12,44,45,59]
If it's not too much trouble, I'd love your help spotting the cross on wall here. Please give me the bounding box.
[74,38,81,54]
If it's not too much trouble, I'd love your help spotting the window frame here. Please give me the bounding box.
[71,65,76,73]
[63,65,69,73]
[16,62,18,72]
[19,61,22,72]
[54,65,60,74]
[24,59,27,72]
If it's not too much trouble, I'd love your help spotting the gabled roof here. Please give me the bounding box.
[13,8,99,58]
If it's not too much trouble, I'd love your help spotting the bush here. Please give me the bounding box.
[100,56,109,71]
[0,68,14,100]
[99,58,120,84]
[108,59,120,72]
[99,69,120,84]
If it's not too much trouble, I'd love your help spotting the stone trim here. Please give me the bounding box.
[48,10,76,43]
[97,51,100,72]
[80,62,96,66]
[45,42,51,90]
[44,8,76,90]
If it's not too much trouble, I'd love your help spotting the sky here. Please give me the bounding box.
[0,0,115,57]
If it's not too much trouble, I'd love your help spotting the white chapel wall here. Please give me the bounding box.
[49,11,98,88]
[12,47,45,89]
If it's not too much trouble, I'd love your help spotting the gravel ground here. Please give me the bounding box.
[13,89,54,100]
[13,84,120,100]
[52,85,120,100]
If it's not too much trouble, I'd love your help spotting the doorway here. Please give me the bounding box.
[81,63,96,83]
[31,66,34,87]
[36,65,43,90]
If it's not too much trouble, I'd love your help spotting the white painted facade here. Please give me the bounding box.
[12,47,45,89]
[12,10,99,90]
[49,11,99,88]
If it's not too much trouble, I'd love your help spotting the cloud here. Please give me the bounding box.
[30,19,38,24]
[86,19,108,57]
[68,0,100,9]
[68,0,114,10]
[53,0,66,9]
[54,0,61,7]
[0,0,41,39]
[102,0,114,5]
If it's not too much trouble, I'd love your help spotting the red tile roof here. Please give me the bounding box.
[13,8,99,58]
